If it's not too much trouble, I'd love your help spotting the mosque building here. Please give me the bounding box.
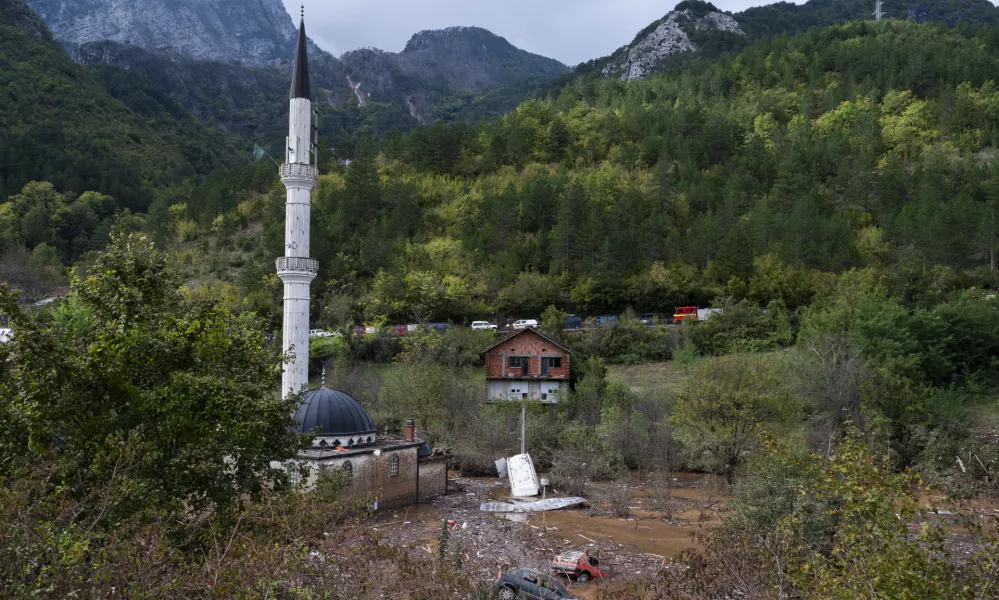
[276,12,447,508]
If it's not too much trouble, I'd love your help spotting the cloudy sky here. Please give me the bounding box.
[286,0,775,66]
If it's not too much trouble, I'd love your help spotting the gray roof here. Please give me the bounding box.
[290,18,311,99]
[293,388,375,438]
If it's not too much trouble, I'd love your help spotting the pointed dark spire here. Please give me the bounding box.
[290,8,311,100]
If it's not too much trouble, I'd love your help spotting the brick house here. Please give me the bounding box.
[482,328,570,403]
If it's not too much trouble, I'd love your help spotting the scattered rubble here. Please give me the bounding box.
[369,473,728,590]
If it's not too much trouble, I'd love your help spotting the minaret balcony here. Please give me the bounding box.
[276,257,319,277]
[280,163,318,187]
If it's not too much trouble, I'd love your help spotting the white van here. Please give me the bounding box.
[309,329,334,338]
[471,321,497,330]
[512,319,539,330]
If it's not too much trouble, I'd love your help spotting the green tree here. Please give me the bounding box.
[672,354,798,480]
[0,224,300,521]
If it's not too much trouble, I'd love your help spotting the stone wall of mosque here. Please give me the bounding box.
[418,457,448,502]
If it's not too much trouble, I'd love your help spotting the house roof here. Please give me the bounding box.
[481,327,571,354]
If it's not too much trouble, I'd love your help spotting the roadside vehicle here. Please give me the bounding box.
[0,327,11,343]
[391,324,409,337]
[427,322,450,333]
[309,329,334,338]
[513,319,539,330]
[595,315,618,326]
[493,568,577,599]
[471,321,498,331]
[639,313,657,326]
[673,306,698,324]
[551,551,609,584]
[353,325,366,336]
[564,315,583,329]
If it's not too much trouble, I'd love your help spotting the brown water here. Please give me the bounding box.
[528,511,708,558]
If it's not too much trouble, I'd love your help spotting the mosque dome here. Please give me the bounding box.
[293,387,377,448]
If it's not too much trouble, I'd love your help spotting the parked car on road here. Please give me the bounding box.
[493,568,577,599]
[639,313,657,326]
[595,315,618,326]
[564,315,583,329]
[471,321,498,331]
[512,319,539,330]
[309,329,334,338]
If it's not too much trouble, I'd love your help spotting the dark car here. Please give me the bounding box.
[493,568,577,600]
[564,314,583,329]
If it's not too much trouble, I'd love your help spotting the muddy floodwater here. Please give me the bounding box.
[372,473,999,597]
[372,472,731,595]
[527,510,705,557]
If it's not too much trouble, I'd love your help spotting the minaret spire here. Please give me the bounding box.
[277,9,318,400]
[290,7,311,100]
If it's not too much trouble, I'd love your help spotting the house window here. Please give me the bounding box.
[541,356,562,374]
[542,383,561,402]
[390,454,400,477]
[508,356,527,371]
[509,382,523,395]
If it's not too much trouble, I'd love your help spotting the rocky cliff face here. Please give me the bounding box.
[340,26,568,123]
[24,0,298,63]
[602,8,744,81]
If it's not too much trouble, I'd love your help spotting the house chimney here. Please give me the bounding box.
[405,419,415,442]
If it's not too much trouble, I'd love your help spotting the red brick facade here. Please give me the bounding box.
[483,329,570,380]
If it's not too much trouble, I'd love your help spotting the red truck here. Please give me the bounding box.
[551,551,609,584]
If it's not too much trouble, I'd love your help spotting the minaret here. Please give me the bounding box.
[277,9,318,399]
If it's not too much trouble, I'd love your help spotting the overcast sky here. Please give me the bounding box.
[286,0,783,66]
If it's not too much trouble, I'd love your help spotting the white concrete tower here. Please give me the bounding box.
[277,12,318,399]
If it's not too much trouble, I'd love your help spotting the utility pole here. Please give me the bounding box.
[874,0,884,21]
[521,403,527,455]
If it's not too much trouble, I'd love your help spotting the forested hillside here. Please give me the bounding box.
[0,0,239,208]
[196,20,999,328]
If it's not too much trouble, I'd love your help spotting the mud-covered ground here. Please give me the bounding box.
[369,473,999,597]
[369,473,728,595]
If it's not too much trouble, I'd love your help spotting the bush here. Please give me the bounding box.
[691,302,784,355]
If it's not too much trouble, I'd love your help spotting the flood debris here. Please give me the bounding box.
[507,453,539,497]
[496,457,508,479]
[480,497,587,513]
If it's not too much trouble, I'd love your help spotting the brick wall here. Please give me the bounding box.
[484,330,570,379]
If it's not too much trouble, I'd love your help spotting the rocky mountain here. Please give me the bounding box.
[24,0,298,63]
[0,0,241,207]
[340,27,569,122]
[601,4,744,81]
[593,0,999,82]
[26,0,569,127]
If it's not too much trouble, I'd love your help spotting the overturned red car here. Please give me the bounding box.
[551,551,609,584]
